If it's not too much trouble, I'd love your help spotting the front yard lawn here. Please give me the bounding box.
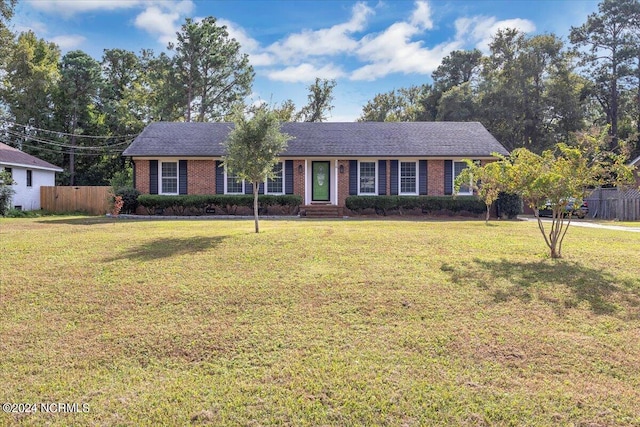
[1,217,639,426]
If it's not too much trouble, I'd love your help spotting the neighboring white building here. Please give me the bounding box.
[0,142,63,211]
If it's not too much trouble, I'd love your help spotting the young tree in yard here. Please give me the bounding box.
[454,160,508,224]
[505,128,634,258]
[223,107,292,233]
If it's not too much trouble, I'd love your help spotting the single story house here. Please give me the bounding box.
[0,142,63,211]
[122,121,509,211]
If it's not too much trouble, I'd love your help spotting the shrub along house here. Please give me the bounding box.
[122,121,509,216]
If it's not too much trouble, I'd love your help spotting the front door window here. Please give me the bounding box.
[312,161,330,201]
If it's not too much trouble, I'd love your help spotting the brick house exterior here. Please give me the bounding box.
[124,122,509,209]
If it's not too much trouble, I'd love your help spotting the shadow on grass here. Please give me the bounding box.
[442,259,640,317]
[104,236,226,262]
[36,216,115,226]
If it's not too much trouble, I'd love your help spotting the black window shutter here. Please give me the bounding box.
[378,160,387,195]
[444,160,453,195]
[258,182,264,194]
[349,160,357,195]
[245,182,253,194]
[215,161,224,194]
[390,160,398,195]
[179,160,188,195]
[419,160,427,195]
[285,160,294,194]
[149,160,158,194]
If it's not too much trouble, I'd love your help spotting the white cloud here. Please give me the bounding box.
[266,2,373,62]
[50,34,86,50]
[410,1,433,30]
[133,1,194,46]
[267,63,346,83]
[351,2,456,81]
[455,16,536,53]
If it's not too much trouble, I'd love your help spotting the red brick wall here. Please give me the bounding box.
[135,160,150,194]
[385,160,391,195]
[428,160,445,195]
[293,160,305,199]
[187,160,216,194]
[337,160,350,207]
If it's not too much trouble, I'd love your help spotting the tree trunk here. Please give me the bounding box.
[253,182,259,233]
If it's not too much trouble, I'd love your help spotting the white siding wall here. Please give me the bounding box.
[3,166,56,211]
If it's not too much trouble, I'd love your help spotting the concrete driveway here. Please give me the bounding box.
[520,216,640,233]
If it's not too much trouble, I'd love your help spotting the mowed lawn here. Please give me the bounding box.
[1,217,639,426]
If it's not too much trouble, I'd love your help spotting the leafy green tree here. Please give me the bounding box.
[436,82,477,121]
[0,0,16,67]
[432,49,483,91]
[223,106,292,233]
[454,159,508,223]
[0,31,60,163]
[170,17,254,122]
[54,50,104,185]
[479,30,584,153]
[503,128,634,258]
[358,84,434,122]
[570,0,640,148]
[296,78,336,122]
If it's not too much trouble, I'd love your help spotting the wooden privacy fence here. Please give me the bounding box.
[585,188,640,221]
[40,186,112,215]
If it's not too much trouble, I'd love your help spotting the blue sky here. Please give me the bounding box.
[12,0,600,121]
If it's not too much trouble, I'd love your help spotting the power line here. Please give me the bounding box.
[3,129,133,150]
[2,119,141,140]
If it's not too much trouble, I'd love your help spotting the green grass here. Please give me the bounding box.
[1,216,639,426]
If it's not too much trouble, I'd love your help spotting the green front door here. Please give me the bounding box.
[312,161,330,201]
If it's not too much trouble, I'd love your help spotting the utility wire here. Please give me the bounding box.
[5,120,140,140]
[4,129,133,150]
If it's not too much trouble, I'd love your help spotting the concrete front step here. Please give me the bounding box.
[302,205,343,218]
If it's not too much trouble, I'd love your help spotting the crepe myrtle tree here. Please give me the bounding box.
[454,159,508,224]
[455,128,634,258]
[223,106,292,233]
[506,128,634,258]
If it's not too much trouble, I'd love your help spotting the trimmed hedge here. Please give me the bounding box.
[345,195,485,216]
[113,187,141,214]
[496,192,522,219]
[137,194,303,215]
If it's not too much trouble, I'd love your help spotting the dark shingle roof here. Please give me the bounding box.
[123,121,509,158]
[0,142,63,171]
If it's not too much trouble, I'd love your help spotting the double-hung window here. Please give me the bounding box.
[358,161,376,194]
[26,170,32,187]
[226,170,244,194]
[399,161,417,195]
[453,161,472,195]
[161,162,178,194]
[266,162,284,194]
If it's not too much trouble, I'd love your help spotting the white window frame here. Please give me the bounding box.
[224,169,245,194]
[453,161,473,196]
[358,160,377,195]
[399,160,418,196]
[266,162,285,195]
[159,161,178,195]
